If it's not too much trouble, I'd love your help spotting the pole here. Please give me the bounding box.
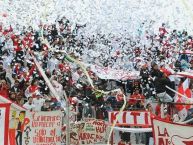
[63,91,70,145]
[166,85,193,102]
[65,100,70,145]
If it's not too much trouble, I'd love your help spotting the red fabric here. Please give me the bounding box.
[58,63,71,72]
[0,104,10,145]
[29,85,38,93]
[0,85,9,98]
[155,104,161,115]
[22,34,33,48]
[9,129,16,145]
[2,26,13,36]
[128,93,145,105]
[157,114,171,122]
[176,79,191,111]
[28,85,39,98]
[25,64,36,82]
[116,93,124,102]
[160,67,172,76]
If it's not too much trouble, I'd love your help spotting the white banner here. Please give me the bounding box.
[108,111,151,127]
[152,118,193,145]
[62,119,109,145]
[90,65,140,80]
[22,111,63,145]
[0,103,10,145]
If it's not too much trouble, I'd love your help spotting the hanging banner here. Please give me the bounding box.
[152,118,193,145]
[9,110,29,145]
[108,111,151,127]
[0,103,10,145]
[22,111,63,145]
[62,119,109,145]
[89,64,140,80]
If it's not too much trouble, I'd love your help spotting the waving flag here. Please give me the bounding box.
[175,78,193,121]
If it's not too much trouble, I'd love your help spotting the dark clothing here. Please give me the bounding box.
[140,68,149,82]
[179,53,189,62]
[146,132,153,145]
[151,69,163,79]
[154,77,172,94]
[16,122,22,145]
[0,69,6,80]
[16,131,22,145]
[41,106,50,111]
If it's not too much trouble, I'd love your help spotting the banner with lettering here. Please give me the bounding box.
[9,110,28,145]
[63,119,109,145]
[22,111,63,145]
[0,103,10,145]
[108,111,151,127]
[152,118,193,145]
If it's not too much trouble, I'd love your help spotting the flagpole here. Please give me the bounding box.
[165,85,192,101]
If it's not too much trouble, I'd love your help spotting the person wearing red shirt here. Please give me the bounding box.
[0,79,9,98]
[128,89,145,109]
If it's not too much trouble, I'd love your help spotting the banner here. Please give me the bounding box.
[0,103,10,145]
[152,118,193,145]
[63,119,109,145]
[108,111,151,127]
[9,110,28,145]
[22,111,63,145]
[90,65,140,80]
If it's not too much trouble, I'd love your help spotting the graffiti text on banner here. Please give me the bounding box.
[108,111,152,127]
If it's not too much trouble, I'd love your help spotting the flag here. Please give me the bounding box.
[175,78,192,119]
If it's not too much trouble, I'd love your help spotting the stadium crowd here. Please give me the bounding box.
[0,17,193,127]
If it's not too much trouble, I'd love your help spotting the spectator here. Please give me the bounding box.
[0,62,6,80]
[33,92,45,111]
[128,89,145,110]
[41,100,51,111]
[154,73,173,102]
[23,97,35,111]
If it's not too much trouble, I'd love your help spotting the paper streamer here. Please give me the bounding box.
[107,94,127,145]
[31,54,61,102]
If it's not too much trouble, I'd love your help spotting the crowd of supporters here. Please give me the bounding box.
[1,18,193,133]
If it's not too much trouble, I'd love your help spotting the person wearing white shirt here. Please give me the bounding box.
[33,93,45,111]
[23,97,35,111]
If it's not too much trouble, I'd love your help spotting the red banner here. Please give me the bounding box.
[108,111,151,127]
[0,103,11,145]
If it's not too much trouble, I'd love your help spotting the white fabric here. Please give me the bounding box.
[178,108,188,122]
[113,126,152,133]
[23,102,35,111]
[153,118,193,145]
[33,98,45,111]
[157,92,173,102]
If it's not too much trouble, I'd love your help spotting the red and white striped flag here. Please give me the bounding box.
[175,78,192,120]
